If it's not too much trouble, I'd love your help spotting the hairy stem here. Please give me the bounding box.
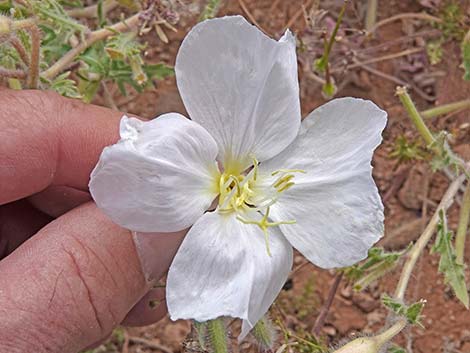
[312,272,343,337]
[456,182,470,264]
[365,0,378,31]
[394,174,466,301]
[421,99,470,119]
[396,86,436,147]
[5,18,41,88]
[42,13,141,80]
[0,67,27,79]
[27,24,41,88]
[10,37,29,66]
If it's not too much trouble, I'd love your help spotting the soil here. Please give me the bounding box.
[88,1,470,353]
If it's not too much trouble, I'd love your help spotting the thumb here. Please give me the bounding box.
[0,202,182,353]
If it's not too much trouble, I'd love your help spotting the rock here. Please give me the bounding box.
[352,292,379,313]
[331,306,367,335]
[398,165,426,210]
[322,325,337,336]
[454,144,470,160]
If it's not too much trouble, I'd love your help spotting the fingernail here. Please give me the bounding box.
[132,230,186,283]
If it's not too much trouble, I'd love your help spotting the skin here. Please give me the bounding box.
[0,89,185,353]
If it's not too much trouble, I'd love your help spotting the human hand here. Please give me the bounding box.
[0,89,185,353]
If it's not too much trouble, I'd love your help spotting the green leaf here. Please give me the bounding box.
[390,135,427,164]
[344,247,409,291]
[382,294,426,326]
[144,63,174,80]
[462,31,470,81]
[313,56,327,73]
[105,32,143,60]
[388,344,407,353]
[199,0,221,21]
[431,211,469,308]
[321,81,336,98]
[47,71,81,99]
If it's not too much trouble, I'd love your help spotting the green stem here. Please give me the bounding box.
[421,99,470,119]
[207,319,228,353]
[373,319,407,346]
[394,174,466,300]
[396,86,435,147]
[365,0,378,31]
[456,182,470,264]
[323,1,347,66]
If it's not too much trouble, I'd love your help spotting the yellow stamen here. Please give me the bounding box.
[237,207,296,256]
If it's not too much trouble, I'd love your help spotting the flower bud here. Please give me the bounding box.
[332,337,380,353]
[252,316,277,351]
[332,319,407,353]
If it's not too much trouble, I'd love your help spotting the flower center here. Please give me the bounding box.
[216,158,305,255]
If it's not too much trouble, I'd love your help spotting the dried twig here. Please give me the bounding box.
[42,13,141,80]
[331,47,423,73]
[285,0,313,31]
[368,12,443,34]
[128,336,174,353]
[238,0,268,34]
[312,272,343,337]
[66,0,119,18]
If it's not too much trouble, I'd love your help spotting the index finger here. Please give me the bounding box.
[0,89,124,205]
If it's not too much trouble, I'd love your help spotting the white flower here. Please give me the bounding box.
[89,16,387,338]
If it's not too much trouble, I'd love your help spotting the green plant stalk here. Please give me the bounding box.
[394,174,466,300]
[421,99,470,119]
[365,0,378,31]
[396,86,435,147]
[207,319,228,353]
[42,12,141,80]
[456,182,470,264]
[323,2,346,65]
[374,319,407,346]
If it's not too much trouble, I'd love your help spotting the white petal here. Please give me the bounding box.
[175,16,300,167]
[166,211,293,338]
[259,98,387,268]
[89,114,219,233]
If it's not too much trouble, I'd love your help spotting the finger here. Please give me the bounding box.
[0,203,183,353]
[28,185,92,218]
[0,199,52,259]
[122,287,168,326]
[0,89,125,205]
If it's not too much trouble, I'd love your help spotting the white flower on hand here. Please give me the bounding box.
[89,16,387,338]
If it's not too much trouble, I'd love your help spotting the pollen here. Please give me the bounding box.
[216,158,305,255]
